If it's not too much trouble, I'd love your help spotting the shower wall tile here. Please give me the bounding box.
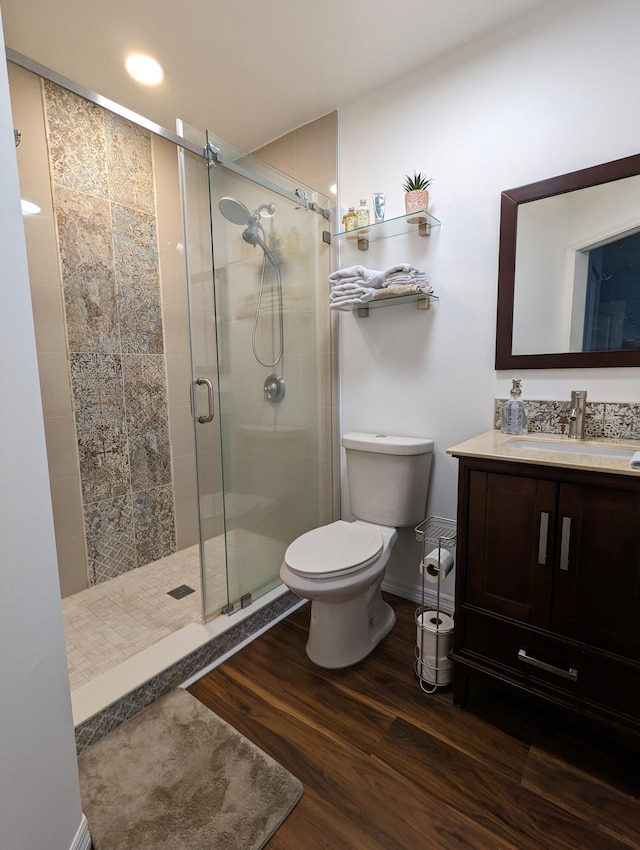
[49,475,86,541]
[43,415,82,481]
[71,354,130,503]
[84,495,137,584]
[56,534,90,597]
[132,486,176,567]
[104,112,155,214]
[112,204,163,354]
[122,354,172,491]
[43,81,108,198]
[55,186,119,354]
[29,283,68,353]
[37,351,74,418]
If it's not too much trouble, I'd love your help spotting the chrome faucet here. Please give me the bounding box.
[568,390,587,439]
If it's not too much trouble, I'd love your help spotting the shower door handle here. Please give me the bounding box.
[195,377,215,423]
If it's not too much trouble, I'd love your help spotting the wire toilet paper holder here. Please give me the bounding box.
[414,516,457,694]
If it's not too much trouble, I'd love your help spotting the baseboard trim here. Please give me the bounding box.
[70,815,91,850]
[382,577,454,613]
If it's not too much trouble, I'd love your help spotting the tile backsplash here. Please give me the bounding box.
[493,399,640,440]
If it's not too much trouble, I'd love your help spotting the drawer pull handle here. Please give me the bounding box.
[517,648,578,682]
[560,516,572,571]
[538,511,549,565]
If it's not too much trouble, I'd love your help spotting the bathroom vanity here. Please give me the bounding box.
[448,430,640,748]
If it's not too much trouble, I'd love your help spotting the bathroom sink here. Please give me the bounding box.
[508,438,637,460]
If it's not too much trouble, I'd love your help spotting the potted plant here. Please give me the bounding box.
[403,171,432,218]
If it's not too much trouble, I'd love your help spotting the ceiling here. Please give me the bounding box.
[2,0,554,152]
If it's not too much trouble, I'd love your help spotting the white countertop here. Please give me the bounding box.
[447,430,640,477]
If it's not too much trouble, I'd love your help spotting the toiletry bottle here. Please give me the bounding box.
[501,379,528,435]
[342,207,357,231]
[357,198,370,228]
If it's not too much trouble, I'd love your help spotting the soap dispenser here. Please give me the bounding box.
[501,379,528,435]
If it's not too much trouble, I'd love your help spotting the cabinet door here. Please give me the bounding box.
[552,483,640,659]
[466,470,556,627]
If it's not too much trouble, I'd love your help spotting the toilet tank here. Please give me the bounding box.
[342,432,434,527]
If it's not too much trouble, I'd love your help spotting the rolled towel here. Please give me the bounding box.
[630,451,640,469]
[372,283,434,299]
[329,266,384,288]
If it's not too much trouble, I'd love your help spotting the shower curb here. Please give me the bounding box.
[74,590,302,754]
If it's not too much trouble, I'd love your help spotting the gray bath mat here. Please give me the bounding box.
[78,688,302,849]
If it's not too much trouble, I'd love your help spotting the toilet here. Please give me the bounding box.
[280,432,434,668]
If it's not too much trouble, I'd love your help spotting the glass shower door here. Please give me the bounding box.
[180,124,334,620]
[206,134,333,613]
[179,137,227,619]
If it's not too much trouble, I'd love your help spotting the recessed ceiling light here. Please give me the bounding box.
[125,54,164,85]
[21,200,41,216]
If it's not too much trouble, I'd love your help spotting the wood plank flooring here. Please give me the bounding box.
[189,595,640,849]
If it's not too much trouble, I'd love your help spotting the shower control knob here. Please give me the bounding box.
[263,374,285,403]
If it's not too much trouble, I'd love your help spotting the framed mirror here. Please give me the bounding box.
[495,153,640,369]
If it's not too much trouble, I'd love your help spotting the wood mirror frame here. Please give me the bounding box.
[495,152,640,369]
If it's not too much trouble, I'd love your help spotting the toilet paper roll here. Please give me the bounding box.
[416,610,454,685]
[419,547,454,583]
[416,610,454,634]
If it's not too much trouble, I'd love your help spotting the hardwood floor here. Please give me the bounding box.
[189,595,640,849]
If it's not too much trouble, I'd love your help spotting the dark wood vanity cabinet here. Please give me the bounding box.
[451,455,640,747]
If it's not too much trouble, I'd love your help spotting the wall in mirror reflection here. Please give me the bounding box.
[512,173,640,355]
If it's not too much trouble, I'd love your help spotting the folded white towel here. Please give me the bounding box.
[330,286,376,304]
[631,451,640,469]
[383,263,418,276]
[329,266,384,288]
[330,281,370,295]
[330,297,372,311]
[382,264,429,288]
[384,274,430,286]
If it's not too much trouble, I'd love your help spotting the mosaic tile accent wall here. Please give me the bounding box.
[43,81,176,584]
[494,398,640,440]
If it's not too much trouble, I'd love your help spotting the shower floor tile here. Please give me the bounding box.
[62,542,227,691]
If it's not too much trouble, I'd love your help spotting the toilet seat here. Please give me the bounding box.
[284,520,383,579]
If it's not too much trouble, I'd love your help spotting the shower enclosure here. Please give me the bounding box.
[8,50,335,646]
[179,126,335,619]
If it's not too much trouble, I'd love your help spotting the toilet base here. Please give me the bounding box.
[305,579,396,669]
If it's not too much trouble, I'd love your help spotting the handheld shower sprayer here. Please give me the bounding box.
[217,196,284,375]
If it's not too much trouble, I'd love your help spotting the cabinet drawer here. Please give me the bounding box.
[461,611,639,719]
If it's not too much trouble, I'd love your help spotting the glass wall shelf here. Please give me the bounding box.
[352,292,439,317]
[334,210,441,251]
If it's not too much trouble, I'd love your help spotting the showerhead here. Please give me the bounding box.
[242,217,262,246]
[219,196,277,251]
[218,196,251,226]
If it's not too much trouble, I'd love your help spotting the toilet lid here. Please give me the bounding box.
[284,520,383,577]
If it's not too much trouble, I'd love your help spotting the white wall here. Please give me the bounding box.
[337,0,640,599]
[0,13,87,850]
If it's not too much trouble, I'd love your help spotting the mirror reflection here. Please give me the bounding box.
[513,175,640,355]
